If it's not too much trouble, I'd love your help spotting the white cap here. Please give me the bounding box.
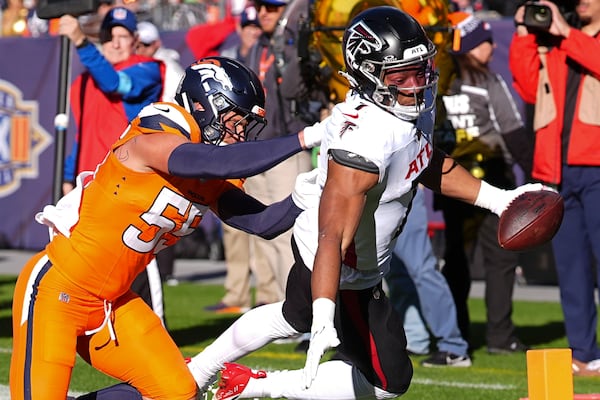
[137,21,160,45]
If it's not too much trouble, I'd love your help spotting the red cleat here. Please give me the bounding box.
[215,362,267,400]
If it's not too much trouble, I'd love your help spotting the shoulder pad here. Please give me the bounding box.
[135,102,202,142]
[329,149,378,174]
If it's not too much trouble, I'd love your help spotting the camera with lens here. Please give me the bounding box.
[523,1,553,30]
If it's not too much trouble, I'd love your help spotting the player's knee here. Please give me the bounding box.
[161,369,198,399]
[75,379,197,400]
[169,376,198,400]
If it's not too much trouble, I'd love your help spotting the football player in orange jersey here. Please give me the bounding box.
[9,57,322,400]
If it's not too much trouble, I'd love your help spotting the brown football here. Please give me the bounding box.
[497,190,564,251]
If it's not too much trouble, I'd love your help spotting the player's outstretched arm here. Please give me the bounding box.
[418,148,546,216]
[120,129,315,179]
[166,135,304,179]
[216,169,320,238]
[303,158,378,389]
[216,188,302,240]
[166,121,321,179]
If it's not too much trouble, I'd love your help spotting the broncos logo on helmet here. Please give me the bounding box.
[191,61,234,94]
[174,57,266,145]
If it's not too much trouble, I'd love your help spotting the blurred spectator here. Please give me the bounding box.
[451,0,483,14]
[185,0,238,59]
[219,5,261,63]
[60,6,164,190]
[137,20,184,102]
[150,0,209,32]
[436,12,529,354]
[244,0,328,301]
[23,0,61,37]
[206,220,282,313]
[233,0,329,350]
[482,0,521,17]
[115,0,142,14]
[205,6,279,314]
[386,187,471,367]
[451,0,524,16]
[510,0,600,377]
[78,0,115,42]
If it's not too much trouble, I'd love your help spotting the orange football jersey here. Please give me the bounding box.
[47,103,242,300]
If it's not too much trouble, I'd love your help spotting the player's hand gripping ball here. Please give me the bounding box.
[497,190,564,251]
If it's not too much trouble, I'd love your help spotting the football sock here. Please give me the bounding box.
[188,301,299,388]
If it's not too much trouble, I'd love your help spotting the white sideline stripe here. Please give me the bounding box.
[413,377,516,390]
[0,379,516,399]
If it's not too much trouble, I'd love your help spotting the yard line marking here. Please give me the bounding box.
[412,378,517,390]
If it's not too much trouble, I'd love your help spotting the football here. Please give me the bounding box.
[497,190,564,251]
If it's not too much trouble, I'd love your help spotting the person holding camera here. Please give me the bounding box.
[510,0,600,377]
[435,11,529,356]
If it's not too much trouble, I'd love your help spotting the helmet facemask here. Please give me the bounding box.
[174,57,267,145]
[199,93,266,145]
[366,57,438,121]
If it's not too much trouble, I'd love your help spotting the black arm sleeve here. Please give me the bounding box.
[216,188,302,240]
[502,125,534,181]
[167,135,302,179]
[416,147,449,192]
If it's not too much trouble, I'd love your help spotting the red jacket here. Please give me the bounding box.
[509,29,600,184]
[186,17,237,59]
[69,54,165,178]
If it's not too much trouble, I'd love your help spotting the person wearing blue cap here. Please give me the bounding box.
[219,6,262,64]
[58,7,165,193]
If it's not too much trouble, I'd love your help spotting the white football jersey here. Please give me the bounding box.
[293,91,434,290]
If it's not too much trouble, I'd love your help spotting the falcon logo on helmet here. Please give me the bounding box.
[344,21,383,70]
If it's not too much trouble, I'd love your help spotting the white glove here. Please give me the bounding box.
[292,168,321,210]
[474,181,552,217]
[302,298,340,389]
[301,122,323,149]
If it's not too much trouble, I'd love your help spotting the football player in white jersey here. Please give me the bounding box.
[187,7,545,400]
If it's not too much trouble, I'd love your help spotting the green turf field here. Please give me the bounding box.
[1,275,599,399]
